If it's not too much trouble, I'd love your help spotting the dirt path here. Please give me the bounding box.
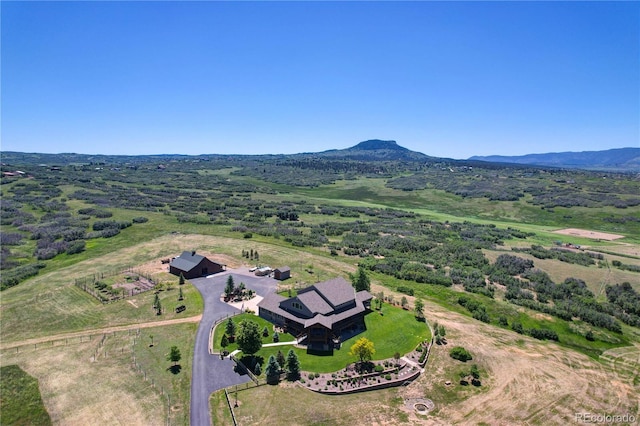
[0,315,202,350]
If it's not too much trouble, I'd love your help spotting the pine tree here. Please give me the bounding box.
[265,355,280,383]
[167,346,181,366]
[225,318,236,341]
[224,275,235,298]
[276,350,286,369]
[221,334,229,349]
[351,266,370,292]
[286,349,300,381]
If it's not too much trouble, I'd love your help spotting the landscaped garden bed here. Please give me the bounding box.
[299,356,422,394]
[298,339,431,394]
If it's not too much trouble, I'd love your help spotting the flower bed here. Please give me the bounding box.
[300,356,422,395]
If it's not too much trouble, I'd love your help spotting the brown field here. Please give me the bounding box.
[0,333,165,426]
[418,302,639,425]
[121,233,357,283]
[553,228,625,241]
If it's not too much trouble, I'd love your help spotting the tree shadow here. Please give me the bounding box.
[168,364,182,375]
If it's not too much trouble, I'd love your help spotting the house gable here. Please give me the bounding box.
[279,296,313,318]
[257,276,373,345]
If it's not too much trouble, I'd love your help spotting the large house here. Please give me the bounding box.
[258,277,373,351]
[169,251,225,279]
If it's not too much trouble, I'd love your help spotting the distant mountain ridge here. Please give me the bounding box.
[469,148,640,172]
[2,142,638,172]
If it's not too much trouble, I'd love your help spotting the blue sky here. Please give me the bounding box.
[2,1,638,158]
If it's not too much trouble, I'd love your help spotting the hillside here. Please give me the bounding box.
[309,139,431,161]
[469,147,640,172]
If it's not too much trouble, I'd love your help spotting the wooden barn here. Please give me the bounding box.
[169,251,225,279]
[274,266,291,281]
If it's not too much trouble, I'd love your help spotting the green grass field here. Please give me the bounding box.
[0,365,52,426]
[244,305,430,374]
[212,313,296,353]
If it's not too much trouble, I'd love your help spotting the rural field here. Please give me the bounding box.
[1,151,639,425]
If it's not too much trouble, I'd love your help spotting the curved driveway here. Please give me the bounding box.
[189,270,278,426]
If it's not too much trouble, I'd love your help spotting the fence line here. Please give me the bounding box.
[209,312,243,355]
[223,389,238,426]
[131,328,173,426]
[73,266,161,304]
[229,354,260,385]
[0,329,148,355]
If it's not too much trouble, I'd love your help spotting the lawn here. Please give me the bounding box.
[211,313,295,353]
[247,304,430,374]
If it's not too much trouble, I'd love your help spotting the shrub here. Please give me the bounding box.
[397,286,414,296]
[100,228,120,238]
[511,321,524,334]
[449,346,472,362]
[374,364,384,373]
[94,210,113,218]
[66,240,86,255]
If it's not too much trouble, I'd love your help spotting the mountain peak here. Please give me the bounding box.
[350,140,403,151]
[311,139,428,161]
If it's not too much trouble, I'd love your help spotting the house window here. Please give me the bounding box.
[292,301,302,310]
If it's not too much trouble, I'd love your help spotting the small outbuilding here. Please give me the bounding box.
[169,251,225,279]
[274,266,291,281]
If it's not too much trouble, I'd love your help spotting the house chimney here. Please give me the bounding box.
[191,250,196,256]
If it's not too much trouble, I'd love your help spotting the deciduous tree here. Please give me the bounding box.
[349,337,375,364]
[236,320,262,356]
[414,298,424,320]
